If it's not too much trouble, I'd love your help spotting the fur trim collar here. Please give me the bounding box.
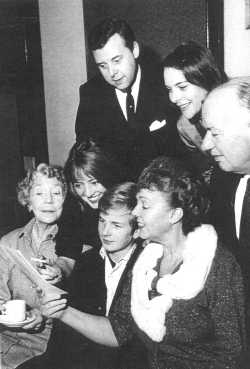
[131,224,217,342]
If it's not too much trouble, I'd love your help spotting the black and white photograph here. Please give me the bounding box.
[0,1,250,368]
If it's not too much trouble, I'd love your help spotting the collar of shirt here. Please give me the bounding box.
[16,217,58,265]
[18,217,58,242]
[235,174,250,238]
[100,243,136,315]
[115,65,141,120]
[99,243,136,268]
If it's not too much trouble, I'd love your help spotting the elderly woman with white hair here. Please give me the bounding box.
[0,163,67,368]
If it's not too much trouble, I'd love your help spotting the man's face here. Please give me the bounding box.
[98,206,135,260]
[93,33,139,91]
[202,88,250,173]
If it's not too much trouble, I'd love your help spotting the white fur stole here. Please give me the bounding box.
[131,225,217,342]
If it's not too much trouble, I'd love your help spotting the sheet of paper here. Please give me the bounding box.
[4,247,67,295]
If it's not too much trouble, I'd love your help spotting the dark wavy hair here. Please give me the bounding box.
[88,17,136,51]
[17,163,67,207]
[163,41,227,92]
[137,157,210,235]
[99,182,137,231]
[64,139,125,198]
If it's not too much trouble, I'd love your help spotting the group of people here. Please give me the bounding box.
[1,16,250,369]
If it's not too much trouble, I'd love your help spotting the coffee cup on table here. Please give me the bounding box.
[2,299,26,322]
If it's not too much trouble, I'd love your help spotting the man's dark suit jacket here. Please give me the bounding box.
[75,61,179,180]
[210,169,250,345]
[210,170,250,298]
[210,170,240,253]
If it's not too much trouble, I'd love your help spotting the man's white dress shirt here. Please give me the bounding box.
[234,175,250,238]
[100,244,136,315]
[115,66,141,120]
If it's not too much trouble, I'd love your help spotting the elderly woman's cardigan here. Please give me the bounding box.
[0,218,58,368]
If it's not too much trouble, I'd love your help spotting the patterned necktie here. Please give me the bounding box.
[239,178,250,248]
[126,88,136,128]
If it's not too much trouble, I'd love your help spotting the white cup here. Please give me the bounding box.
[3,300,26,322]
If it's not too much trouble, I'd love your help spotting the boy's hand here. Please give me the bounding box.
[40,292,67,319]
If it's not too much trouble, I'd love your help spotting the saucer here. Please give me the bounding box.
[0,315,33,328]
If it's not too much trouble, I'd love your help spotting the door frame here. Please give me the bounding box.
[206,0,224,69]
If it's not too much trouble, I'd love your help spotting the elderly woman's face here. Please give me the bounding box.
[72,171,106,209]
[29,174,65,224]
[133,188,173,243]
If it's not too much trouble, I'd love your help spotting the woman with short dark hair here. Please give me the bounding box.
[130,156,245,368]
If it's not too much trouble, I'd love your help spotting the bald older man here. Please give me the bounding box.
[201,77,250,350]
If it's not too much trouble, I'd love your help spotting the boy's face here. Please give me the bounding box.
[98,206,135,260]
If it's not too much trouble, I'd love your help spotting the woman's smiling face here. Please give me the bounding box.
[164,67,208,120]
[72,170,106,209]
[132,188,174,243]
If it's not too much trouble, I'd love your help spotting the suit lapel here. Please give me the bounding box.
[105,83,127,125]
[135,69,150,126]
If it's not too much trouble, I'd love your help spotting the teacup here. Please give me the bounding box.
[2,299,26,322]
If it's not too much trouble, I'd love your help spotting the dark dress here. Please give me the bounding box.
[109,245,246,369]
[55,193,101,260]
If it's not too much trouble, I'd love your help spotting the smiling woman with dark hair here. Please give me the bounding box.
[55,139,126,264]
[163,41,228,181]
[129,156,245,368]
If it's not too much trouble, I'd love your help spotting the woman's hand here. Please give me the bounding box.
[37,264,63,285]
[40,292,68,320]
[21,308,44,332]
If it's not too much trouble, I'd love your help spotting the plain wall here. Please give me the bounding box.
[38,0,87,166]
[224,0,250,77]
[83,0,207,78]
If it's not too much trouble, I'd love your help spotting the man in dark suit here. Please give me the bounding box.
[201,77,250,345]
[75,18,178,180]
